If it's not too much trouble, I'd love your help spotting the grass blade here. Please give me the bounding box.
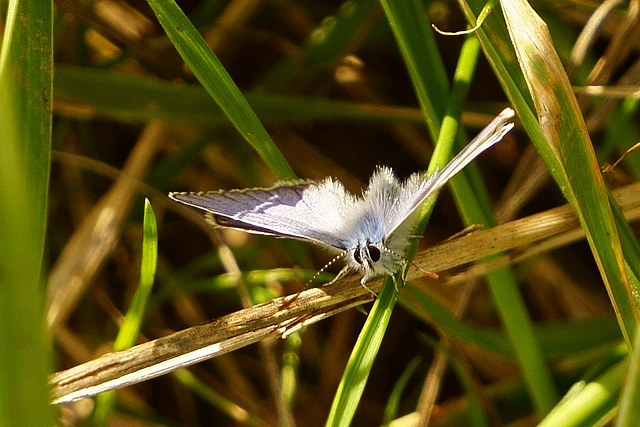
[501,0,636,346]
[0,0,54,424]
[92,200,159,423]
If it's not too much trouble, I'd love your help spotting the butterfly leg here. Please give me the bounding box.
[359,278,378,297]
[318,266,354,289]
[391,275,401,293]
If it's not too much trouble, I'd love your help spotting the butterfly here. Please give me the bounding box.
[170,108,515,294]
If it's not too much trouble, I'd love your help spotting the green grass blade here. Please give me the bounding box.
[410,38,540,425]
[379,0,449,139]
[438,38,554,417]
[538,357,627,427]
[617,323,640,427]
[325,282,397,426]
[421,3,559,415]
[434,4,561,415]
[326,4,529,423]
[402,284,622,359]
[93,200,159,423]
[0,0,54,425]
[383,356,421,425]
[325,1,454,423]
[144,0,295,180]
[456,0,639,413]
[457,0,566,179]
[113,199,159,350]
[54,65,426,126]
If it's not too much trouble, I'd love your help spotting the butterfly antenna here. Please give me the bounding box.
[411,261,439,280]
[306,250,352,288]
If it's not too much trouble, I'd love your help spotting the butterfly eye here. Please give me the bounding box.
[367,244,381,262]
[353,248,362,265]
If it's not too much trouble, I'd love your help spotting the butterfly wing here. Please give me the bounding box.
[380,108,516,241]
[169,178,358,251]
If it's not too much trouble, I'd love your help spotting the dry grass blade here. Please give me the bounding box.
[51,278,372,404]
[410,182,640,283]
[51,181,640,404]
[567,0,626,78]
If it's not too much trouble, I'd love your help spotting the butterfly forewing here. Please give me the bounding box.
[381,108,516,239]
[169,179,357,250]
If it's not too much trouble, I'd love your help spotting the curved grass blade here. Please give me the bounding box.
[325,282,396,426]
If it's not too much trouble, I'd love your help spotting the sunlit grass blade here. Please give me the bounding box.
[145,0,295,180]
[115,200,159,350]
[538,356,627,427]
[436,30,558,417]
[457,0,564,175]
[617,322,640,427]
[457,0,640,414]
[326,1,543,422]
[500,0,636,347]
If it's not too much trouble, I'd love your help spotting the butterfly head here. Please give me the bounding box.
[351,241,407,287]
[353,242,381,267]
